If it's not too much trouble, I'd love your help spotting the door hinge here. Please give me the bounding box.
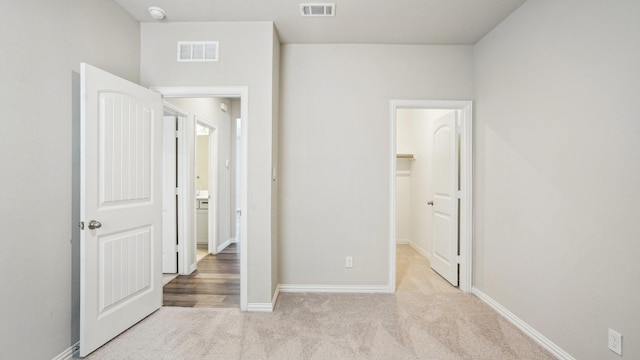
[79,221,84,230]
[175,187,179,195]
[176,245,180,253]
[175,129,180,138]
[457,191,462,199]
[456,255,461,264]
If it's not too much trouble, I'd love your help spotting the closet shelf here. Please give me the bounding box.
[396,154,416,160]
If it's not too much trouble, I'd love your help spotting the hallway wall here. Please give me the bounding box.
[141,22,280,304]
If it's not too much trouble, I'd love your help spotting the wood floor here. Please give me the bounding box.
[163,243,240,308]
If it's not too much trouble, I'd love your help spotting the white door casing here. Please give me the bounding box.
[162,116,178,273]
[80,63,163,356]
[430,111,459,286]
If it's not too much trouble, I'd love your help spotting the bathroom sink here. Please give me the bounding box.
[196,190,209,199]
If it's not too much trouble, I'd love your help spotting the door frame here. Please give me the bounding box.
[163,103,192,275]
[161,108,182,274]
[389,99,473,293]
[154,86,249,311]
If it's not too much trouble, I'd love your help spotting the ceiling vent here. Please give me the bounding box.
[300,3,335,17]
[177,41,219,62]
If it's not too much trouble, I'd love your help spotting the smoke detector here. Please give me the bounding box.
[300,3,336,17]
[148,6,166,20]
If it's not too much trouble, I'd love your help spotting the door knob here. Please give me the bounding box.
[427,201,434,206]
[88,220,102,229]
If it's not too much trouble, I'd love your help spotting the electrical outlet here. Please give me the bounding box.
[608,328,622,356]
[345,256,353,268]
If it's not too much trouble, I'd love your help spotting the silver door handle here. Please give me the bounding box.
[88,220,102,229]
[427,201,434,206]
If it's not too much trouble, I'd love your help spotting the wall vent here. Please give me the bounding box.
[300,3,335,17]
[177,41,219,62]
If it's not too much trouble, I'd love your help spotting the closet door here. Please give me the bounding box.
[430,111,459,286]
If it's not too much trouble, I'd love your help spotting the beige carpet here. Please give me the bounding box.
[84,245,553,359]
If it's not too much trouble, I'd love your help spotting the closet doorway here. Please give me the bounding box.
[389,100,472,293]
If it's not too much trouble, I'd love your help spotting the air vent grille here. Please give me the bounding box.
[177,41,219,62]
[300,3,335,17]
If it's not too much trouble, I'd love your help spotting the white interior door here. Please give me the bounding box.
[430,111,459,286]
[80,63,163,357]
[162,116,178,273]
[181,115,198,275]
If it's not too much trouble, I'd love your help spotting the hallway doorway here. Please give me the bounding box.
[156,86,249,311]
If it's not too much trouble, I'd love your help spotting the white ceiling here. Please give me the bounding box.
[112,0,526,44]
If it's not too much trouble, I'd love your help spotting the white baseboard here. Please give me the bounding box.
[272,285,280,309]
[472,287,575,360]
[216,238,235,253]
[408,241,431,260]
[52,342,79,360]
[396,238,409,244]
[247,303,273,312]
[247,285,280,312]
[278,284,392,293]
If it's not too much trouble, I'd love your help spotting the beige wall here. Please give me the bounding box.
[406,110,432,257]
[278,44,473,286]
[0,1,140,359]
[196,134,210,191]
[395,110,421,246]
[141,22,279,304]
[474,0,640,358]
